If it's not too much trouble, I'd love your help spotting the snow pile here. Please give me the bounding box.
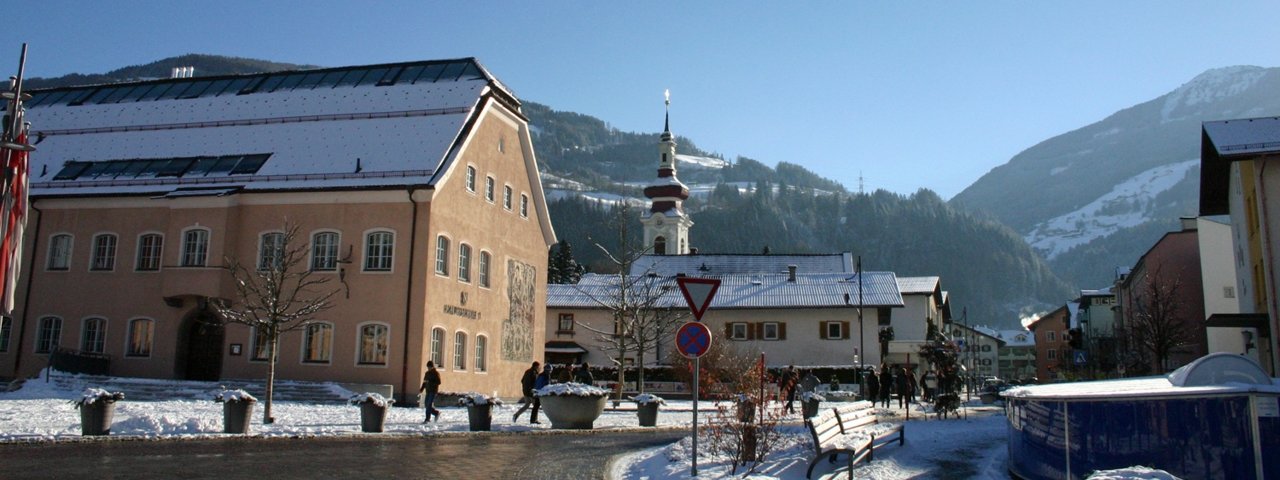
[214,389,257,403]
[630,393,666,405]
[76,388,124,406]
[535,382,610,397]
[800,392,825,402]
[456,392,502,406]
[1086,466,1183,480]
[348,392,393,407]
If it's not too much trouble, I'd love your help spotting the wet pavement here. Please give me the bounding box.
[0,430,687,479]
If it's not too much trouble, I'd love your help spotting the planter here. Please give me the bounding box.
[466,404,493,431]
[222,400,255,434]
[636,402,660,427]
[539,395,607,429]
[802,398,821,418]
[359,402,389,433]
[79,400,116,436]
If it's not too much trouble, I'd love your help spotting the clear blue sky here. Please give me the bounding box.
[6,1,1279,199]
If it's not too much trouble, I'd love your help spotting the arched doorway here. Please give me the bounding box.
[181,309,224,381]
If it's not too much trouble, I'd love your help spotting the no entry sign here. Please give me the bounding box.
[676,321,713,359]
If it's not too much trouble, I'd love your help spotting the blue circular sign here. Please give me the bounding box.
[676,322,713,359]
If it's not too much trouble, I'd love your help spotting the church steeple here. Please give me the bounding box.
[641,90,693,255]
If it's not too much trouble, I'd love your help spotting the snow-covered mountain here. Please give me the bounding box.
[952,66,1280,287]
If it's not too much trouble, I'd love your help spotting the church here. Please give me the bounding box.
[0,59,555,402]
[543,100,964,370]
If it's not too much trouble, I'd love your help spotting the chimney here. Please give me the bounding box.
[170,67,181,79]
[787,265,797,282]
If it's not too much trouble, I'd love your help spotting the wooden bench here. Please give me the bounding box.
[804,401,905,479]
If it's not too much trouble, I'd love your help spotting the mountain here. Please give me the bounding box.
[951,66,1280,288]
[22,54,1073,329]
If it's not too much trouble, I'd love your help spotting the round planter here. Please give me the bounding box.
[466,404,493,431]
[79,400,117,436]
[636,402,660,427]
[359,402,389,433]
[802,398,821,418]
[222,400,255,434]
[539,394,607,429]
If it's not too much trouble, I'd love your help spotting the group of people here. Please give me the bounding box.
[418,360,597,424]
[776,365,821,414]
[864,364,951,408]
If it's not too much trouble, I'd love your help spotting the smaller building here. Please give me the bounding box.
[1026,305,1072,383]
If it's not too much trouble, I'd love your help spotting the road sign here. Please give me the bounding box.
[677,277,720,321]
[676,321,713,359]
[1073,350,1087,366]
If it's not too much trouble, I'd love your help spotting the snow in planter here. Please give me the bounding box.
[535,382,610,397]
[348,392,393,407]
[74,388,125,408]
[457,392,503,406]
[629,393,666,405]
[800,392,825,402]
[214,389,258,403]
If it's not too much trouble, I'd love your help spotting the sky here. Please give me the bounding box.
[5,1,1280,199]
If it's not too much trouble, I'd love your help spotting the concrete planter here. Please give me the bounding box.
[539,394,607,429]
[466,404,493,431]
[359,402,389,433]
[802,398,821,418]
[222,400,255,434]
[636,402,660,427]
[79,401,117,436]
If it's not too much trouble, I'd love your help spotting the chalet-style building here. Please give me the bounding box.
[1200,116,1280,375]
[0,59,556,401]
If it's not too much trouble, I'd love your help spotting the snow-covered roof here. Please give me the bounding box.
[20,58,518,198]
[628,253,855,277]
[548,271,903,310]
[896,276,941,295]
[1080,286,1113,296]
[1201,117,1280,215]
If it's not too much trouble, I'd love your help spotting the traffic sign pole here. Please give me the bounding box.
[675,277,719,478]
[692,355,699,477]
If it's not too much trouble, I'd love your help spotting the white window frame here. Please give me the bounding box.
[302,322,333,364]
[430,327,445,367]
[435,235,450,276]
[1048,331,1056,342]
[730,323,748,340]
[181,228,210,267]
[363,230,395,272]
[453,331,467,370]
[310,231,340,272]
[135,233,164,272]
[557,313,574,332]
[478,250,492,288]
[458,243,472,283]
[762,322,779,340]
[35,316,62,354]
[251,327,271,362]
[47,233,73,271]
[485,176,495,203]
[825,322,843,340]
[258,231,285,271]
[475,335,488,373]
[1048,349,1057,360]
[90,233,118,271]
[125,318,153,358]
[503,185,512,210]
[356,323,390,367]
[81,317,107,354]
[520,194,529,218]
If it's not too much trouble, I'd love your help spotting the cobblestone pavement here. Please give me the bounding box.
[0,430,687,479]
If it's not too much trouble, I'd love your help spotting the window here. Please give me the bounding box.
[981,345,992,352]
[126,319,153,357]
[520,194,529,218]
[762,322,780,340]
[453,331,467,370]
[430,328,445,366]
[1048,331,1056,342]
[729,323,748,340]
[479,251,491,288]
[311,232,339,271]
[136,234,163,271]
[181,229,209,267]
[0,316,11,352]
[258,232,284,271]
[821,321,849,340]
[303,323,333,363]
[435,236,450,275]
[458,243,472,282]
[503,186,512,210]
[465,166,476,192]
[558,314,574,333]
[90,234,118,271]
[81,317,107,354]
[35,316,61,353]
[251,327,271,361]
[981,358,992,366]
[475,335,487,372]
[364,231,394,271]
[827,322,843,339]
[47,234,72,270]
[358,324,389,365]
[485,176,495,202]
[1048,349,1057,360]
[654,236,667,255]
[1224,286,1236,299]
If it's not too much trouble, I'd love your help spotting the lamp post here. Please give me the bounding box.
[846,256,865,397]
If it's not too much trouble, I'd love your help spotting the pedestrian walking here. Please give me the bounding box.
[513,361,541,423]
[574,362,594,385]
[779,365,798,413]
[923,369,939,402]
[905,367,919,404]
[828,375,841,392]
[800,370,820,394]
[419,361,441,423]
[879,366,894,408]
[897,366,912,409]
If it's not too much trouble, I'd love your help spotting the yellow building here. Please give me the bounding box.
[0,59,555,401]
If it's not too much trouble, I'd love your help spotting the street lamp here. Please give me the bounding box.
[845,256,865,397]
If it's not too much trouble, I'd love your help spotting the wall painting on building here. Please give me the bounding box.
[502,259,536,361]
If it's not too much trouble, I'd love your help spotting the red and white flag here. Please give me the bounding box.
[0,128,28,314]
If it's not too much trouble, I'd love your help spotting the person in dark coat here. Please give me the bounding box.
[879,366,894,408]
[419,360,441,423]
[513,361,541,423]
[866,369,880,403]
[574,362,594,384]
[897,366,912,408]
[778,365,798,413]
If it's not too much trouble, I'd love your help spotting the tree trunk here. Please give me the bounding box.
[264,326,278,424]
[636,339,646,395]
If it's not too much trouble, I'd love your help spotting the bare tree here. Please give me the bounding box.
[1125,262,1194,373]
[213,221,340,424]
